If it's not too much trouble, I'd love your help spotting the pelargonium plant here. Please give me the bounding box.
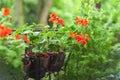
[13,13,67,79]
[0,6,90,70]
[0,8,27,68]
[0,7,90,80]
[14,13,66,54]
[69,17,89,46]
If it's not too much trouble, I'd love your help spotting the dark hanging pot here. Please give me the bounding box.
[48,51,66,72]
[22,53,50,80]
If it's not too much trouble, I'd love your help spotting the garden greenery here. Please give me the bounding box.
[0,0,120,80]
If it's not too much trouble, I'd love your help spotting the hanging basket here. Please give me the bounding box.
[22,49,66,80]
[48,51,66,72]
[22,53,50,80]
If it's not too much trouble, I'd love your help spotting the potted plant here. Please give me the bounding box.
[14,13,66,79]
[22,51,50,80]
[20,13,90,80]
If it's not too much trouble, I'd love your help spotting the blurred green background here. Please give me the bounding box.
[0,0,120,80]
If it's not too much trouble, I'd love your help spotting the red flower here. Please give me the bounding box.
[50,13,58,18]
[0,29,3,37]
[85,34,89,41]
[0,24,12,37]
[49,13,65,27]
[23,34,30,44]
[49,17,59,23]
[81,40,87,46]
[76,17,88,26]
[0,24,4,29]
[15,34,20,40]
[3,8,10,16]
[5,27,12,35]
[57,18,65,27]
[76,34,84,42]
[70,32,77,38]
[59,19,65,27]
[81,18,88,26]
[76,17,82,24]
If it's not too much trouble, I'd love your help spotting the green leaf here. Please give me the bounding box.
[32,46,39,52]
[16,43,28,48]
[6,50,17,58]
[0,45,7,50]
[12,58,21,68]
[48,44,60,51]
[47,32,54,37]
[23,30,33,34]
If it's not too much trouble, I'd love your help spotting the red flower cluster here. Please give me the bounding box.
[15,34,20,40]
[23,34,30,44]
[76,17,88,26]
[15,34,30,44]
[70,32,89,46]
[70,32,77,38]
[3,8,10,16]
[0,24,12,37]
[48,13,65,27]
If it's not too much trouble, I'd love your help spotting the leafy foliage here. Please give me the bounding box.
[62,0,120,80]
[0,0,120,80]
